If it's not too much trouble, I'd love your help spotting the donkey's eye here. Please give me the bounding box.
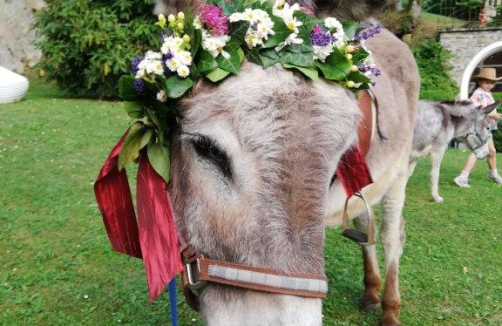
[330,172,337,188]
[191,135,232,179]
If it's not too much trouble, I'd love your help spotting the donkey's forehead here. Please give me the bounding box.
[180,63,360,148]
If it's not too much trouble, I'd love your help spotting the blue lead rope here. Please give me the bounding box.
[168,279,178,326]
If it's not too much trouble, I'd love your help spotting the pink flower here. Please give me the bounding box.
[198,4,229,36]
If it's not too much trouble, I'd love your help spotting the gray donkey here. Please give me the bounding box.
[408,100,500,203]
[155,0,417,325]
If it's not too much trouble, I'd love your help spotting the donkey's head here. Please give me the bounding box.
[169,63,360,325]
[444,100,500,159]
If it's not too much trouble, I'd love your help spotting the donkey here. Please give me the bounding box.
[408,100,499,203]
[156,0,419,325]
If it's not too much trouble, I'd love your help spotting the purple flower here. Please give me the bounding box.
[359,64,381,77]
[134,79,145,93]
[198,4,229,36]
[355,23,382,42]
[164,51,174,61]
[131,57,143,73]
[310,25,336,47]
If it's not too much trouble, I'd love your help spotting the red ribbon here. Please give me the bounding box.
[336,145,373,198]
[94,131,183,301]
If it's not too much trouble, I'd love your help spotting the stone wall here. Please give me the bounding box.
[0,0,46,73]
[439,28,502,86]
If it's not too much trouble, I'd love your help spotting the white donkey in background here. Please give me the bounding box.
[408,100,500,203]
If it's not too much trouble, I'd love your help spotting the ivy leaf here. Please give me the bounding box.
[279,51,314,68]
[124,101,144,119]
[245,48,263,65]
[216,48,241,74]
[343,21,358,39]
[224,0,245,15]
[314,49,351,81]
[229,21,249,42]
[190,29,202,58]
[118,76,139,101]
[282,63,319,80]
[165,76,194,99]
[287,42,313,54]
[197,50,218,73]
[118,122,146,170]
[260,49,280,68]
[205,67,230,82]
[147,142,171,184]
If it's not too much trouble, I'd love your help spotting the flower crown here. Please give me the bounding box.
[118,0,381,180]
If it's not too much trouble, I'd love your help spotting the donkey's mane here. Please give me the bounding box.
[440,100,471,106]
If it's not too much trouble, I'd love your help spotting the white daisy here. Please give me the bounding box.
[157,90,167,102]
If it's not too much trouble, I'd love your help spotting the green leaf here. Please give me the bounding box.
[279,51,314,68]
[205,67,230,82]
[262,17,291,48]
[124,101,144,119]
[190,29,202,58]
[140,128,153,149]
[147,142,170,183]
[237,48,245,62]
[282,63,319,80]
[165,76,194,99]
[245,48,263,65]
[347,71,370,84]
[118,122,146,170]
[352,49,369,65]
[216,48,241,74]
[229,21,250,42]
[225,0,245,15]
[118,76,139,101]
[314,49,351,81]
[343,21,358,39]
[197,50,218,73]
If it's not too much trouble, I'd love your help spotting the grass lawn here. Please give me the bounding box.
[1,78,501,326]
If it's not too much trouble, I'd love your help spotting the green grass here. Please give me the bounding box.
[1,78,501,325]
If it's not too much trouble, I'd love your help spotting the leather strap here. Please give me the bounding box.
[180,245,327,311]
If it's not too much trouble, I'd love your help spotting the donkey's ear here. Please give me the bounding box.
[481,100,502,115]
[154,0,202,15]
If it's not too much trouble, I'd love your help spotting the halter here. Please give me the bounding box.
[179,242,328,311]
[464,109,491,151]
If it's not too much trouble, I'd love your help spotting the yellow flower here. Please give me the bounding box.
[177,12,185,20]
[168,14,176,22]
[183,34,191,43]
[157,14,166,28]
[351,65,359,72]
[345,53,353,60]
[345,45,354,53]
[346,80,355,88]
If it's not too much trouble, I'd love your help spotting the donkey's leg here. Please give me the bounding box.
[407,159,418,179]
[430,146,447,203]
[354,212,381,313]
[380,174,407,326]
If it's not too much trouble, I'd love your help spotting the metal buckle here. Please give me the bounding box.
[185,258,206,291]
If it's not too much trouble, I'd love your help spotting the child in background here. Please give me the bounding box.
[454,68,502,187]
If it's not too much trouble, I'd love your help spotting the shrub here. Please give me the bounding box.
[36,0,158,98]
[412,41,459,100]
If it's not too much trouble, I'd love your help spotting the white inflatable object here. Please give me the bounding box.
[0,66,29,104]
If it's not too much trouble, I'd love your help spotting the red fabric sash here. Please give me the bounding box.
[94,131,182,301]
[336,145,373,198]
